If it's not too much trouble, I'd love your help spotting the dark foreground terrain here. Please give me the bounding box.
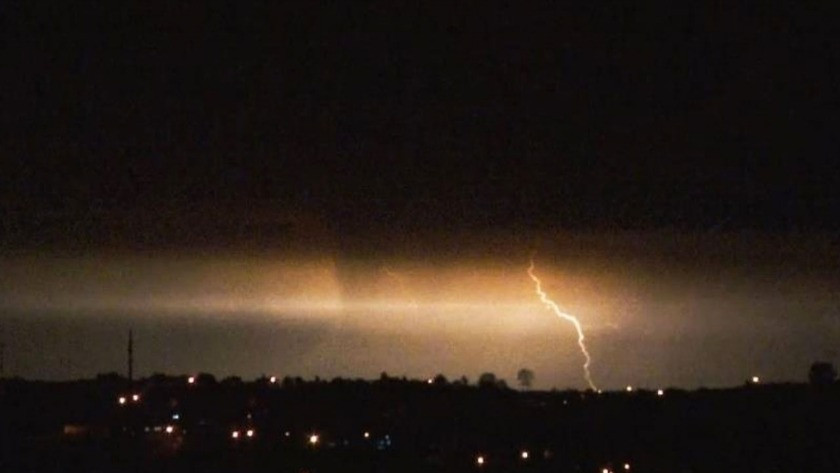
[2,374,840,472]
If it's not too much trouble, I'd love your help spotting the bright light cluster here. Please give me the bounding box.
[117,393,142,405]
[231,429,255,440]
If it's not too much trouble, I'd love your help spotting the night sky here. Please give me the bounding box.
[2,2,839,389]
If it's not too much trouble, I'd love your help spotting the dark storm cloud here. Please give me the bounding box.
[2,1,839,252]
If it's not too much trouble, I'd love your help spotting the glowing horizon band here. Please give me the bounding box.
[527,257,598,391]
[382,267,420,310]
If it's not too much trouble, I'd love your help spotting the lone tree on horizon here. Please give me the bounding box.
[517,368,535,390]
[809,361,837,386]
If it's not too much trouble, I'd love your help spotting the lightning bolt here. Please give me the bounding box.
[528,256,598,391]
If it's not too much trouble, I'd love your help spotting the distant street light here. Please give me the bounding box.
[363,431,370,439]
[752,376,760,384]
[270,376,277,383]
[624,462,631,470]
[309,434,319,445]
[118,396,126,405]
[520,450,529,460]
[165,425,174,434]
[188,376,196,384]
[656,389,664,396]
[246,429,254,438]
[131,394,140,402]
[476,455,485,466]
[231,430,240,439]
[625,385,633,392]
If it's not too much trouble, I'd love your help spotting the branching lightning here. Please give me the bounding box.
[528,256,598,391]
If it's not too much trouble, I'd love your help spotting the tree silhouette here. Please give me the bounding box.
[196,373,217,385]
[516,368,535,390]
[452,375,469,386]
[221,376,243,387]
[808,361,837,386]
[432,374,448,385]
[477,372,497,388]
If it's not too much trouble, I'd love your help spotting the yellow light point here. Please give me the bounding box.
[527,257,598,391]
[752,375,760,384]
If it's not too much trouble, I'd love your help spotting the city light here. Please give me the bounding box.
[309,434,319,445]
[363,431,370,439]
[165,425,174,434]
[427,378,434,384]
[172,413,180,420]
[131,394,140,402]
[118,396,126,405]
[625,385,633,392]
[246,429,254,438]
[270,376,277,383]
[624,462,631,470]
[602,469,610,473]
[188,376,195,384]
[520,450,529,459]
[657,389,664,396]
[231,430,240,439]
[476,455,485,466]
[752,376,760,384]
[284,431,291,437]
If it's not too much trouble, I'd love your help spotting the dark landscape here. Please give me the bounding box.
[3,367,840,473]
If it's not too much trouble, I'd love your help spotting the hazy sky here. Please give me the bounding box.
[2,231,838,389]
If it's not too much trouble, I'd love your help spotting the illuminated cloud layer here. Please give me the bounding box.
[1,232,838,388]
